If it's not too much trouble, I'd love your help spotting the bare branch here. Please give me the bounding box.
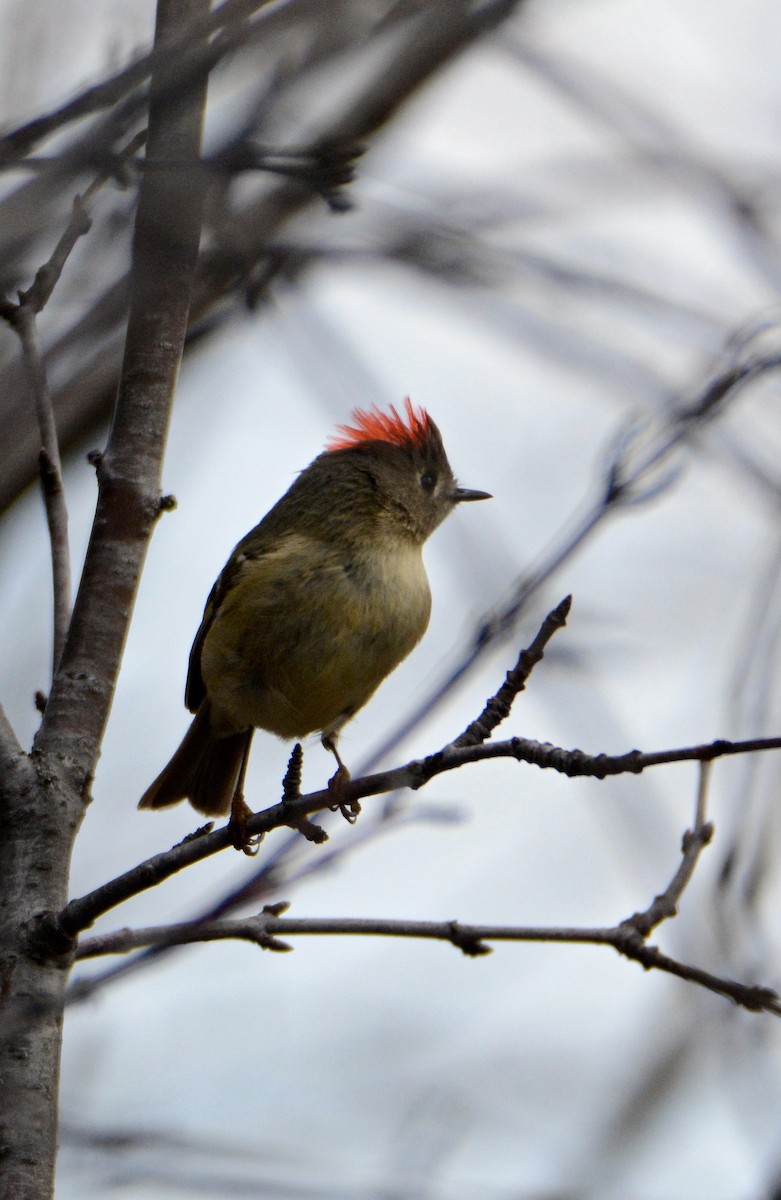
[55,730,781,942]
[73,910,779,1007]
[1,131,148,674]
[71,764,779,1017]
[454,593,572,747]
[619,761,713,940]
[11,310,71,673]
[51,601,781,946]
[18,133,146,312]
[0,0,275,164]
[34,0,210,780]
[75,897,781,1020]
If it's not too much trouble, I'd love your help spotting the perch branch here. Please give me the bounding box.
[57,732,781,939]
[73,767,779,1016]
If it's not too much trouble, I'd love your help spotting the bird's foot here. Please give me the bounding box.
[228,792,263,856]
[322,733,360,824]
[327,763,360,824]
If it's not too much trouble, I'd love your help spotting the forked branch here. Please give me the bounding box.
[74,764,780,1015]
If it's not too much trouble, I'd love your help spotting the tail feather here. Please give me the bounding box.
[138,703,253,816]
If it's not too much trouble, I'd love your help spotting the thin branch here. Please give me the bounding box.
[1,131,147,674]
[75,905,780,1021]
[12,310,70,673]
[17,133,146,310]
[54,732,781,942]
[619,760,713,940]
[0,0,275,163]
[455,593,572,747]
[73,913,780,1016]
[51,609,781,946]
[186,593,574,926]
[71,763,780,1016]
[42,602,781,1005]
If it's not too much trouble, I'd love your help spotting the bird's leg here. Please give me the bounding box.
[228,733,263,855]
[322,732,360,824]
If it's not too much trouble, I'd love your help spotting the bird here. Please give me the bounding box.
[138,398,490,819]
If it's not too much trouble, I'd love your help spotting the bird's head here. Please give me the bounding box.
[325,399,491,543]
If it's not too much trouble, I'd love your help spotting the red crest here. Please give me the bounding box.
[327,398,433,452]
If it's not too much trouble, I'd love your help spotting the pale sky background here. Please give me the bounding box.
[3,1,781,1197]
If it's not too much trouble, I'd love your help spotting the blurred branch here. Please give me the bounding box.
[0,0,527,514]
[0,0,275,165]
[506,37,781,295]
[6,311,70,674]
[0,135,144,672]
[73,763,780,1016]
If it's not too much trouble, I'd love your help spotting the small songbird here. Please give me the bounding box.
[139,399,490,817]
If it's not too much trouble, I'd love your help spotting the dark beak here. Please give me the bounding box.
[453,486,492,503]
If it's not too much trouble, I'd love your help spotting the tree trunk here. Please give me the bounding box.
[0,731,78,1200]
[0,2,208,1194]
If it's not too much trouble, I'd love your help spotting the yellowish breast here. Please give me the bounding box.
[200,532,431,739]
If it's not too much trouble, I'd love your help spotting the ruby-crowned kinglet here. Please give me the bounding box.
[139,399,490,815]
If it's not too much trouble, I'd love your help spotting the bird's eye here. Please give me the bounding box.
[419,471,437,493]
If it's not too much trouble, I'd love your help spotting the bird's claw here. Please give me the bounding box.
[228,792,263,855]
[327,764,360,824]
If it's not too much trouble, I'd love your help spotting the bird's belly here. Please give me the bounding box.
[201,542,431,739]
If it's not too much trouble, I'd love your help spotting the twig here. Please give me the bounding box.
[619,760,713,939]
[184,594,572,927]
[55,731,781,942]
[1,132,147,673]
[0,0,274,163]
[454,593,572,747]
[74,909,780,1019]
[73,912,778,1006]
[71,763,780,1016]
[11,310,70,672]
